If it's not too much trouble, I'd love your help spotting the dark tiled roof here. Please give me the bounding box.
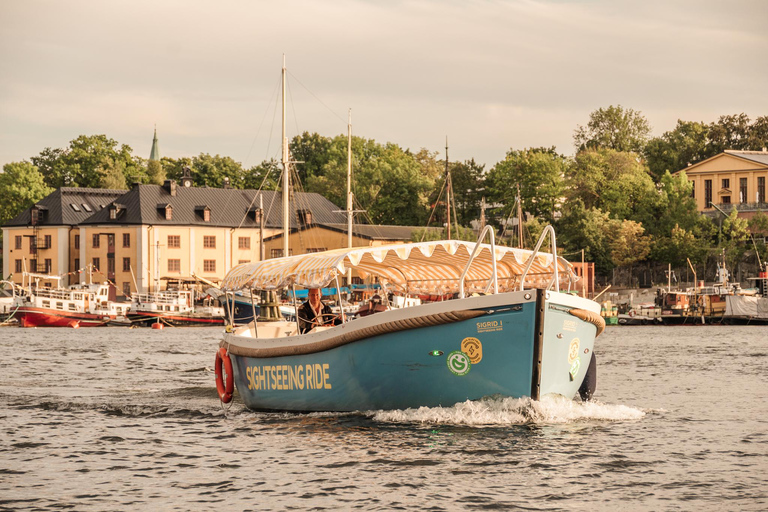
[725,150,768,166]
[78,184,346,228]
[263,222,432,242]
[3,187,126,227]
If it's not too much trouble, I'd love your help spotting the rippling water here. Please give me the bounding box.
[1,324,766,510]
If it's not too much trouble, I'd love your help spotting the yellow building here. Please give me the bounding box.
[679,149,768,219]
[3,178,423,296]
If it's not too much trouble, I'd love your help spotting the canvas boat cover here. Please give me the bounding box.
[220,240,577,295]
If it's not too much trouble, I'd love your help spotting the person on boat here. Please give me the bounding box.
[298,288,341,334]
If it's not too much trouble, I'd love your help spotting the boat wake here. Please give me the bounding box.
[370,394,646,426]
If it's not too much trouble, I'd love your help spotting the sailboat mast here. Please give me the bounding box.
[445,137,451,240]
[347,109,353,250]
[517,183,523,249]
[281,55,290,258]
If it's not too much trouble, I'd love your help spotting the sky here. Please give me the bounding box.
[1,0,767,173]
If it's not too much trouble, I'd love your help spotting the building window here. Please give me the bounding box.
[203,260,216,272]
[306,247,327,253]
[93,257,100,271]
[168,235,180,248]
[270,249,292,258]
[74,258,80,271]
[44,259,52,273]
[123,282,131,296]
[43,235,51,249]
[722,196,731,204]
[93,234,100,248]
[740,178,747,204]
[123,257,131,272]
[123,233,130,248]
[722,178,730,190]
[168,259,181,272]
[204,209,211,222]
[15,236,21,250]
[759,177,766,204]
[15,260,22,273]
[238,260,250,264]
[204,236,216,249]
[705,179,713,207]
[165,205,173,220]
[30,259,37,272]
[691,181,695,199]
[29,236,37,254]
[238,237,250,249]
[74,235,80,250]
[107,258,115,273]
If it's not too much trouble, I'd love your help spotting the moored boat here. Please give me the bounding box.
[14,273,130,328]
[129,289,225,326]
[215,226,605,412]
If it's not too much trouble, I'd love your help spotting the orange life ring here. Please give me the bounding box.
[215,347,234,403]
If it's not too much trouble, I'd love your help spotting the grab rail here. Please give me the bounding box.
[519,225,560,292]
[459,225,498,299]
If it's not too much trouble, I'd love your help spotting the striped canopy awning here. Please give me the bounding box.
[220,241,577,295]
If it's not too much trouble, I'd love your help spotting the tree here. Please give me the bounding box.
[609,220,651,283]
[707,113,752,155]
[574,105,651,153]
[644,120,710,181]
[290,132,333,186]
[30,135,143,188]
[485,147,568,224]
[447,159,485,227]
[555,201,617,275]
[567,148,658,222]
[190,153,246,188]
[652,224,710,266]
[146,159,166,186]
[0,161,54,225]
[99,159,128,189]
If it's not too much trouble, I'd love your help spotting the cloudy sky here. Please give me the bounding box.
[1,0,766,172]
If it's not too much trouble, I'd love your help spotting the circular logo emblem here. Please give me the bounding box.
[568,338,580,364]
[447,351,471,376]
[460,337,483,364]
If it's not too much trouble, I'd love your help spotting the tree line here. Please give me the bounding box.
[2,107,768,281]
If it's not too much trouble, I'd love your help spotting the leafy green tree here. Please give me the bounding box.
[555,201,617,275]
[411,225,475,242]
[146,159,166,185]
[447,159,485,227]
[652,224,710,266]
[31,135,142,188]
[721,209,750,271]
[646,171,699,237]
[748,211,768,235]
[644,120,710,181]
[190,153,245,188]
[485,147,568,224]
[244,159,281,190]
[99,159,128,189]
[567,148,658,222]
[0,161,54,225]
[290,132,333,186]
[707,113,752,154]
[574,105,651,153]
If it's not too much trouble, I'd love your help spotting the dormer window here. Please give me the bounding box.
[249,207,263,224]
[108,203,125,220]
[165,205,173,220]
[297,209,313,226]
[70,203,81,212]
[82,203,92,212]
[30,205,47,225]
[195,205,211,222]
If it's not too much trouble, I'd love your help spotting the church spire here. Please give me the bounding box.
[149,125,160,161]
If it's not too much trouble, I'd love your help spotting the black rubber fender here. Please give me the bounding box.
[578,352,597,401]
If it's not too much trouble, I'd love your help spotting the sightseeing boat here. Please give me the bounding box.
[129,289,225,326]
[214,226,605,412]
[14,273,130,328]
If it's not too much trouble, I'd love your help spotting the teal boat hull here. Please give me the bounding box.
[222,290,600,412]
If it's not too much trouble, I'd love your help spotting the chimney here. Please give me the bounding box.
[163,179,177,197]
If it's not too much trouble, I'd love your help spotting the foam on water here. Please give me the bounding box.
[371,394,646,426]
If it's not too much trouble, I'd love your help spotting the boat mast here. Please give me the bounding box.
[445,137,451,240]
[517,183,523,249]
[347,109,353,251]
[282,55,290,258]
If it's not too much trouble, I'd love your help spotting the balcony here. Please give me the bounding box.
[703,202,768,218]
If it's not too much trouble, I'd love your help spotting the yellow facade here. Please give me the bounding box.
[680,151,768,218]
